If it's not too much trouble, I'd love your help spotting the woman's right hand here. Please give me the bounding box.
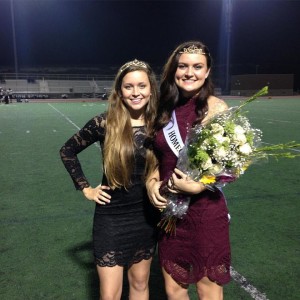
[82,184,111,205]
[146,179,167,210]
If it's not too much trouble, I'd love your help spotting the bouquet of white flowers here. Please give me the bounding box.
[158,86,300,234]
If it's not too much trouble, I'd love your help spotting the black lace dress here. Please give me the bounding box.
[60,113,159,267]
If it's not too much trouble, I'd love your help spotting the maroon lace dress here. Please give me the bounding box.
[60,114,159,267]
[154,97,231,285]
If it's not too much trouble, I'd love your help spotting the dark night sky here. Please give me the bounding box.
[1,0,300,88]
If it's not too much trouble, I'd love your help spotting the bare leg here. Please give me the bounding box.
[97,265,124,300]
[196,277,223,300]
[127,258,152,300]
[162,267,190,300]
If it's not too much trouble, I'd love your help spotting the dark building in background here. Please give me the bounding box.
[231,74,294,96]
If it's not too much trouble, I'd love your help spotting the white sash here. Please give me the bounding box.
[163,110,184,157]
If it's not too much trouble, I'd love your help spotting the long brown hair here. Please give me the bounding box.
[155,40,214,131]
[104,60,158,189]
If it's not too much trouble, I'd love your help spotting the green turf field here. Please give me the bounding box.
[1,97,299,300]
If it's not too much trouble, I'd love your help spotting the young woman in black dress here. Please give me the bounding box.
[60,59,159,300]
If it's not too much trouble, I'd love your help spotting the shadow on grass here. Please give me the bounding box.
[67,241,167,300]
[67,241,99,299]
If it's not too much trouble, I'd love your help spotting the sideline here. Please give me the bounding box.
[48,103,81,130]
[48,102,100,149]
[230,267,268,300]
[49,102,269,300]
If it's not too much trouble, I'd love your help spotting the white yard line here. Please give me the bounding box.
[48,103,100,149]
[250,116,300,124]
[49,102,269,300]
[48,103,81,130]
[230,267,269,300]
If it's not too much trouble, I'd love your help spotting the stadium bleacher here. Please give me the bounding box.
[0,77,114,100]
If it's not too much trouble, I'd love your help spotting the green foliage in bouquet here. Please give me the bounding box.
[158,86,300,234]
[186,86,300,186]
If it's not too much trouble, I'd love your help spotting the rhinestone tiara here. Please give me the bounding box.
[120,59,147,73]
[179,45,207,55]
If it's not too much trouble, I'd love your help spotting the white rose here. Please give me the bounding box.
[234,125,245,134]
[213,133,225,144]
[239,143,252,155]
[214,134,230,145]
[201,157,213,170]
[208,163,224,175]
[233,133,247,145]
[213,146,227,160]
[211,123,224,135]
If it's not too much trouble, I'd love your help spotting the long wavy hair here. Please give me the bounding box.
[104,60,158,189]
[155,40,214,131]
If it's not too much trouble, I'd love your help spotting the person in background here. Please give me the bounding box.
[8,88,13,103]
[3,89,9,104]
[60,59,159,300]
[146,41,231,300]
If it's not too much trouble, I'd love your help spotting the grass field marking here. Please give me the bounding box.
[48,103,81,130]
[48,103,100,149]
[263,118,295,124]
[251,116,300,124]
[264,118,299,124]
[230,267,269,300]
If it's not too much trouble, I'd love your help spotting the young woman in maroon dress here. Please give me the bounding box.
[146,41,231,300]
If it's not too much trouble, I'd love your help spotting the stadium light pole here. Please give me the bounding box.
[10,0,19,79]
[224,0,232,95]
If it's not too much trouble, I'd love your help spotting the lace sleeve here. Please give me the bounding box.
[59,114,106,190]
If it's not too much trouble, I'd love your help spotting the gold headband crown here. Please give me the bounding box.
[179,45,207,55]
[120,59,147,73]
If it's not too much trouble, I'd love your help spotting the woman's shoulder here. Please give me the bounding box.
[202,96,228,124]
[207,96,228,113]
[208,95,228,109]
[92,112,107,128]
